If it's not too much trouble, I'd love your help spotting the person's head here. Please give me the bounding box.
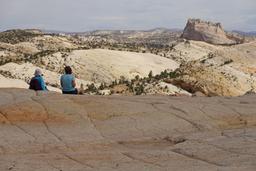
[34,68,43,76]
[64,66,72,74]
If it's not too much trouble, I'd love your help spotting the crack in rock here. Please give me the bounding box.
[62,153,94,169]
[217,99,248,137]
[148,102,204,131]
[196,140,256,157]
[66,98,106,140]
[121,152,163,168]
[30,97,74,152]
[0,110,37,140]
[127,116,147,137]
[171,148,225,167]
[198,104,220,121]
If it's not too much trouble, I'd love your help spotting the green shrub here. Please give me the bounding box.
[86,83,97,93]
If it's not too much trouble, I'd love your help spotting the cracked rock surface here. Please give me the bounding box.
[0,88,256,171]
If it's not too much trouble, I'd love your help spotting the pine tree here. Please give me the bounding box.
[148,70,153,78]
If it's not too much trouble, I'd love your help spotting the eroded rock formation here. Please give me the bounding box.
[182,19,237,45]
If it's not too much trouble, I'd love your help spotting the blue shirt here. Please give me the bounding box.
[31,75,47,91]
[61,74,75,92]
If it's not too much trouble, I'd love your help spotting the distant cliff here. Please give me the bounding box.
[181,19,239,45]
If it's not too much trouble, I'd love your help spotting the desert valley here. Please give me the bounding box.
[0,18,256,171]
[0,19,256,96]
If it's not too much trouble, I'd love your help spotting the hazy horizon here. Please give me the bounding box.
[1,0,256,32]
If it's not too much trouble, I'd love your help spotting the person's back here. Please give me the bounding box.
[60,66,78,94]
[29,69,47,91]
[61,74,76,91]
[29,76,43,91]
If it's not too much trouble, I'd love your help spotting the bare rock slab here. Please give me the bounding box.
[0,88,256,170]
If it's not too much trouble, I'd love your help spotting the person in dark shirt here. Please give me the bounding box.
[29,69,48,91]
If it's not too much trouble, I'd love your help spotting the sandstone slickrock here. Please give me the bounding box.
[0,88,256,171]
[182,19,237,45]
[33,49,179,84]
[1,25,255,97]
[168,40,256,96]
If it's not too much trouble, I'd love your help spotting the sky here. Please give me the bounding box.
[0,0,256,32]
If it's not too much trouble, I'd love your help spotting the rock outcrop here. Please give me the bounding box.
[172,58,256,96]
[0,88,256,170]
[168,40,256,96]
[181,19,237,45]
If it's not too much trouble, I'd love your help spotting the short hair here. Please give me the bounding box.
[64,66,72,74]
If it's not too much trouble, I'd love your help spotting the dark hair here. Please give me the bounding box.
[64,66,72,74]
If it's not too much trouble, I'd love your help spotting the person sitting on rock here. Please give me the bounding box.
[60,66,79,95]
[29,69,48,91]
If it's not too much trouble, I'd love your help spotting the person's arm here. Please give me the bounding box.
[72,78,76,88]
[39,77,47,91]
[60,76,63,88]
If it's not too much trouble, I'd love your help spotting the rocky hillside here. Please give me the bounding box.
[0,89,256,170]
[0,19,255,96]
[32,49,179,84]
[0,29,42,44]
[166,40,256,96]
[70,28,182,45]
[0,29,183,95]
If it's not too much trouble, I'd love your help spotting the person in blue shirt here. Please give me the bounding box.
[29,69,48,91]
[60,66,78,94]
